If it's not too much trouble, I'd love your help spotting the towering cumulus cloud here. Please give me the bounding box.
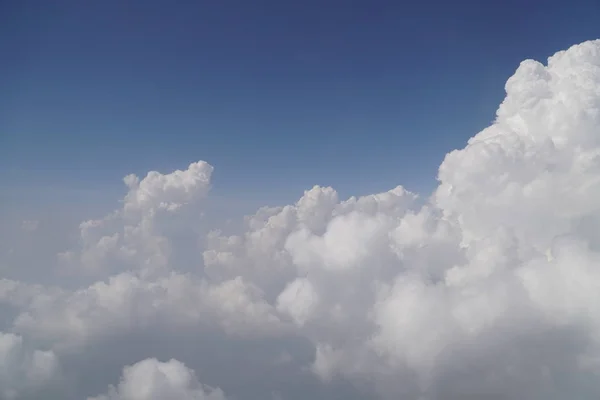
[1,39,600,399]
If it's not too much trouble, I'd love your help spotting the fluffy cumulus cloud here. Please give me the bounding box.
[1,39,600,399]
[88,358,227,400]
[0,332,61,400]
[57,161,214,277]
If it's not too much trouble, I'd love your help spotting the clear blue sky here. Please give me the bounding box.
[2,0,600,208]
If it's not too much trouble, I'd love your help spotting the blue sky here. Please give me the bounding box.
[2,0,600,210]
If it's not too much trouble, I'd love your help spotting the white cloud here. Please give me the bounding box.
[88,358,227,400]
[201,39,600,399]
[58,161,213,277]
[20,220,39,233]
[1,38,600,399]
[276,278,319,326]
[0,332,61,400]
[12,272,285,351]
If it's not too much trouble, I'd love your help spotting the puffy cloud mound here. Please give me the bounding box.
[11,272,283,350]
[203,39,600,399]
[0,332,60,400]
[1,39,600,400]
[58,161,214,277]
[88,358,227,400]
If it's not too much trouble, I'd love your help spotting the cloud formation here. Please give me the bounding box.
[1,39,600,399]
[88,358,227,400]
[20,221,39,233]
[0,332,60,400]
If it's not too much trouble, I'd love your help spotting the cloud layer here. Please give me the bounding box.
[1,39,600,399]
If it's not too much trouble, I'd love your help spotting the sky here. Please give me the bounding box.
[2,0,600,207]
[2,1,600,400]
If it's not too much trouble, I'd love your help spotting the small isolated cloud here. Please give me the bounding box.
[1,39,600,399]
[20,220,39,233]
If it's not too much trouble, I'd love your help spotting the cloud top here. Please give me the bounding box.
[88,358,227,400]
